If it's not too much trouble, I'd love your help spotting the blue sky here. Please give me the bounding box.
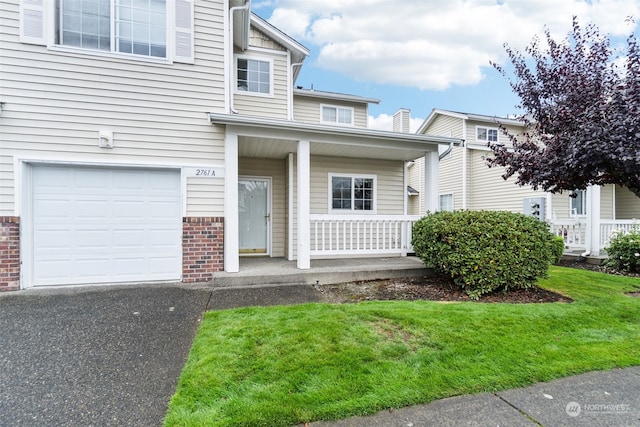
[251,0,640,131]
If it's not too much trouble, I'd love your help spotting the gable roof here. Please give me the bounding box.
[249,14,309,81]
[417,108,525,134]
[293,88,380,105]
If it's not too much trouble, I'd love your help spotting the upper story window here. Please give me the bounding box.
[321,105,354,126]
[476,126,498,143]
[19,0,194,63]
[330,174,376,213]
[57,0,167,58]
[236,57,272,95]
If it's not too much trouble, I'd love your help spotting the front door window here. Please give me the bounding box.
[239,179,269,254]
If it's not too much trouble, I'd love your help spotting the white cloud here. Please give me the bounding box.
[266,0,640,90]
[368,113,425,133]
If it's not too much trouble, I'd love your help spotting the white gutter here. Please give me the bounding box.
[228,0,251,114]
[207,112,462,147]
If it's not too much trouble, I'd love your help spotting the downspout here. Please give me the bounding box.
[228,0,251,114]
[461,119,467,210]
[289,62,304,120]
[438,141,454,160]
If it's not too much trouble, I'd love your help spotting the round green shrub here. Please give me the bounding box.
[604,227,640,273]
[411,210,558,299]
[551,235,566,264]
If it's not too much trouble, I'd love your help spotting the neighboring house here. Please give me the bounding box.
[406,108,640,256]
[0,0,460,291]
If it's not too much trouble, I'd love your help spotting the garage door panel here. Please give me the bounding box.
[32,165,182,287]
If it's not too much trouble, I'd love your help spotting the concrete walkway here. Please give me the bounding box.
[1,281,638,426]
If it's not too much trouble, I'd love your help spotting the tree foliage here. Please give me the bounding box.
[488,17,640,197]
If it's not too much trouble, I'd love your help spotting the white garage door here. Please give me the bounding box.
[32,165,182,286]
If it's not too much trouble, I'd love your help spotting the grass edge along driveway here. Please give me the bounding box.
[164,266,640,427]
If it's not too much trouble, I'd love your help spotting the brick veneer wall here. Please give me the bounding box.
[182,217,224,283]
[0,217,20,291]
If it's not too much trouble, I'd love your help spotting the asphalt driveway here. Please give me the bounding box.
[0,285,213,426]
[0,283,321,426]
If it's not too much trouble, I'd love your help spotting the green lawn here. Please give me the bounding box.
[164,266,640,427]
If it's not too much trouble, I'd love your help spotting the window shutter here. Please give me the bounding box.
[173,0,194,64]
[20,0,46,45]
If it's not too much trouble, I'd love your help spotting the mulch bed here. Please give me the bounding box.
[315,259,640,304]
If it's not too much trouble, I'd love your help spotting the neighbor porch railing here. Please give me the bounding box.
[309,215,421,256]
[550,219,586,249]
[600,219,638,247]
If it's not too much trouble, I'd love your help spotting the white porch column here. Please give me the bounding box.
[423,151,439,214]
[586,185,602,256]
[224,128,239,272]
[297,140,311,269]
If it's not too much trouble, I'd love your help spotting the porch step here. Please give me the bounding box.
[211,257,433,288]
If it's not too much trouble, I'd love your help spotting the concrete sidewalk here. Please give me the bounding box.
[310,367,640,427]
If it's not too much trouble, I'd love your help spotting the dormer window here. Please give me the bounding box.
[321,105,354,126]
[476,126,498,143]
[57,0,167,58]
[236,56,272,95]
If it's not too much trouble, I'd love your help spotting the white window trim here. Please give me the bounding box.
[48,0,173,63]
[234,54,274,97]
[328,173,377,214]
[18,0,194,64]
[320,104,355,127]
[439,192,454,212]
[475,125,499,143]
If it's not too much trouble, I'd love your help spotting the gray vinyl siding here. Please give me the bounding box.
[233,48,289,119]
[407,160,423,215]
[551,193,573,220]
[415,114,464,214]
[425,115,463,138]
[600,185,614,220]
[293,96,368,128]
[250,27,286,51]
[467,149,544,212]
[239,157,286,257]
[310,156,405,215]
[615,186,640,219]
[0,0,226,216]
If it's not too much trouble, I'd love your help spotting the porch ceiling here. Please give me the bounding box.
[238,136,438,160]
[208,112,463,162]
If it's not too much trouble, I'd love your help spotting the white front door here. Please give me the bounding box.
[239,178,270,255]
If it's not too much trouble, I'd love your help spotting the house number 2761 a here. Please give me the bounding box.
[185,167,225,178]
[195,169,216,177]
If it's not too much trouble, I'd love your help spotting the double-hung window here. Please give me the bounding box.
[330,174,376,212]
[321,105,354,126]
[19,0,194,63]
[439,193,454,212]
[236,56,272,95]
[571,189,587,216]
[476,126,498,143]
[57,0,167,58]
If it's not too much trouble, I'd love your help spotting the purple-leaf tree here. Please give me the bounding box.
[487,17,640,197]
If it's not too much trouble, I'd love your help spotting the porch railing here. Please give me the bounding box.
[550,220,586,249]
[309,215,421,256]
[600,220,638,247]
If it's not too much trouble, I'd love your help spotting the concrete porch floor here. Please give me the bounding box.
[211,256,431,287]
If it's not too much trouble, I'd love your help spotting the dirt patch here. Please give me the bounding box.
[314,274,573,304]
